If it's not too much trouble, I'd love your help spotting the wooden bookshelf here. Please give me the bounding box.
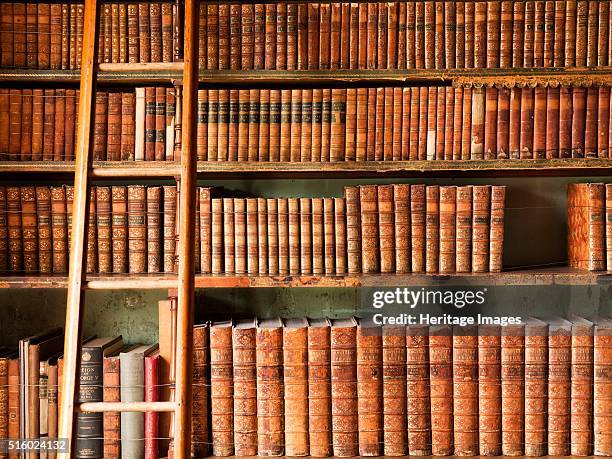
[1,267,610,290]
[2,158,612,179]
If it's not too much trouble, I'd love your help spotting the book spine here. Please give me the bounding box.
[559,85,573,158]
[37,4,50,69]
[383,326,407,455]
[248,89,259,161]
[429,326,453,456]
[311,89,323,162]
[121,92,136,161]
[588,183,606,271]
[77,347,103,458]
[283,325,309,456]
[43,89,55,161]
[161,3,173,63]
[378,185,395,273]
[484,87,497,159]
[425,185,440,273]
[572,85,587,159]
[453,329,479,456]
[20,89,32,161]
[594,323,612,456]
[145,187,161,273]
[199,188,211,274]
[265,3,277,70]
[571,322,594,456]
[311,198,324,275]
[111,186,127,273]
[257,89,269,161]
[598,1,609,66]
[554,1,566,67]
[218,4,230,70]
[486,1,500,68]
[127,186,146,273]
[144,353,160,459]
[548,326,572,456]
[308,324,332,457]
[106,92,121,161]
[356,325,382,456]
[7,359,18,459]
[211,198,223,274]
[406,325,431,455]
[163,186,177,273]
[35,187,52,274]
[93,91,107,161]
[12,3,26,68]
[155,87,166,160]
[544,0,555,66]
[278,198,289,275]
[524,1,535,67]
[439,186,457,274]
[233,325,257,456]
[206,90,219,160]
[534,1,545,67]
[478,327,502,456]
[598,86,610,158]
[501,327,525,456]
[209,324,234,455]
[444,87,455,161]
[334,198,347,275]
[0,187,6,273]
[221,198,235,274]
[496,87,510,158]
[306,3,319,69]
[134,88,145,160]
[360,185,379,273]
[472,185,491,273]
[586,0,599,66]
[299,198,312,275]
[257,198,268,275]
[145,87,156,160]
[103,355,121,459]
[393,184,410,274]
[455,185,473,273]
[0,4,14,68]
[461,87,472,160]
[286,4,297,69]
[322,198,335,275]
[246,198,259,275]
[234,198,246,275]
[607,184,612,270]
[253,4,265,69]
[301,89,313,162]
[410,184,425,273]
[20,186,37,273]
[524,324,548,456]
[489,186,506,273]
[546,85,560,159]
[95,187,111,273]
[267,199,279,275]
[319,3,331,69]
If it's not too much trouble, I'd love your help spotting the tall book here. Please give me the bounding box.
[501,324,525,456]
[209,320,234,456]
[233,319,257,456]
[594,318,612,456]
[478,325,502,456]
[429,325,453,456]
[524,317,548,457]
[570,316,594,456]
[406,324,431,455]
[548,317,572,456]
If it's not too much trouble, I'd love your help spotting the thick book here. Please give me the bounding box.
[524,317,548,457]
[406,324,431,455]
[594,318,612,456]
[568,183,606,271]
[192,324,209,458]
[548,317,572,456]
[570,316,594,456]
[233,319,257,456]
[501,324,525,456]
[382,325,407,456]
[478,325,502,456]
[453,326,478,456]
[210,320,233,456]
[429,325,453,456]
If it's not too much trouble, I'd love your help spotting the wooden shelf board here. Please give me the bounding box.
[0,268,610,290]
[2,159,612,178]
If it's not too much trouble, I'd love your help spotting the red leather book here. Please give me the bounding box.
[217,4,230,70]
[571,86,586,158]
[377,185,395,273]
[383,326,407,455]
[233,319,257,456]
[524,317,548,457]
[594,319,612,456]
[406,324,431,455]
[253,4,265,70]
[241,4,254,70]
[570,316,594,456]
[360,185,379,273]
[308,318,332,457]
[464,1,475,68]
[144,351,160,459]
[307,3,320,70]
[264,3,277,70]
[546,85,560,159]
[598,85,610,158]
[429,325,453,455]
[286,3,297,70]
[484,87,498,159]
[548,318,572,456]
[585,86,598,158]
[478,325,502,456]
[329,2,341,70]
[210,320,234,455]
[393,184,410,274]
[453,327,479,456]
[501,324,525,456]
[496,87,510,159]
[345,186,361,274]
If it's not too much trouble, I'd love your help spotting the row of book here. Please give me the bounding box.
[0,87,177,162]
[198,1,612,70]
[0,2,181,70]
[194,85,612,162]
[568,182,612,272]
[0,183,506,275]
[194,316,612,457]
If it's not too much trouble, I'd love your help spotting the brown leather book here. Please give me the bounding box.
[286,3,297,70]
[218,4,230,70]
[229,4,242,70]
[210,198,224,274]
[241,4,254,70]
[37,3,50,69]
[400,88,410,160]
[308,318,332,457]
[524,1,535,67]
[277,198,289,274]
[111,186,127,273]
[231,198,245,275]
[489,186,506,273]
[545,84,560,159]
[331,317,358,457]
[552,0,566,67]
[196,90,208,161]
[522,318,548,457]
[547,318,572,456]
[470,86,485,160]
[310,88,323,162]
[161,3,172,63]
[568,183,606,271]
[451,87,463,160]
[345,88,357,161]
[334,197,346,275]
[0,90,10,160]
[41,89,54,161]
[519,86,534,158]
[206,4,219,69]
[586,0,598,66]
[359,185,379,273]
[429,325,453,455]
[256,318,284,456]
[233,319,258,456]
[0,187,5,272]
[410,184,426,273]
[92,91,107,161]
[433,87,444,160]
[110,4,120,63]
[0,3,14,68]
[594,318,612,456]
[35,186,51,274]
[283,318,309,456]
[472,2,487,68]
[455,185,473,273]
[102,346,124,459]
[209,321,234,456]
[363,87,375,160]
[319,3,331,69]
[191,324,210,457]
[478,325,502,456]
[443,86,454,160]
[425,185,440,273]
[317,88,329,162]
[408,87,419,160]
[393,184,410,274]
[382,326,407,456]
[501,324,525,456]
[138,3,151,62]
[544,0,555,67]
[607,184,612,270]
[52,89,64,160]
[264,3,277,70]
[585,86,598,159]
[406,324,431,455]
[66,185,74,255]
[351,3,363,69]
[443,1,455,69]
[406,1,417,69]
[461,86,472,160]
[329,2,341,70]
[322,198,335,275]
[374,88,385,161]
[498,1,513,67]
[355,320,382,456]
[338,2,350,69]
[423,1,434,69]
[575,0,588,66]
[455,1,466,68]
[290,89,302,162]
[121,92,136,161]
[127,3,139,63]
[154,87,166,160]
[278,89,291,162]
[564,0,576,66]
[257,89,269,161]
[7,356,18,458]
[559,85,572,158]
[208,89,220,162]
[298,198,312,274]
[484,87,497,159]
[472,185,491,273]
[105,92,121,161]
[453,327,479,456]
[269,89,282,161]
[438,186,456,273]
[365,2,378,69]
[12,3,26,68]
[533,1,545,67]
[311,198,324,275]
[344,186,361,273]
[572,86,586,158]
[19,186,37,273]
[598,86,610,158]
[199,188,212,274]
[127,186,146,273]
[300,89,313,162]
[246,198,259,275]
[25,3,37,69]
[163,186,177,273]
[254,4,265,70]
[257,198,268,274]
[598,1,609,66]
[145,187,161,273]
[100,3,110,64]
[495,87,510,159]
[306,3,319,70]
[377,184,395,273]
[95,187,111,273]
[570,316,594,456]
[144,87,156,160]
[19,89,32,161]
[330,88,346,162]
[64,89,77,161]
[392,87,402,160]
[266,198,278,275]
[425,86,437,161]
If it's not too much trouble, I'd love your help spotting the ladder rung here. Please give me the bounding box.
[78,401,176,413]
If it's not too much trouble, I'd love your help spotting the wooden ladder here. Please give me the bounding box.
[57,0,200,457]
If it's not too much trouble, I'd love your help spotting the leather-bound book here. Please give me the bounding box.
[498,1,512,67]
[496,87,510,159]
[278,198,289,274]
[345,186,361,273]
[257,89,270,161]
[0,187,7,273]
[301,89,313,162]
[594,318,612,456]
[308,318,332,457]
[211,198,223,274]
[283,318,309,456]
[524,1,535,67]
[0,90,10,159]
[143,87,155,160]
[330,88,346,162]
[334,197,347,275]
[210,321,234,456]
[575,1,588,66]
[298,198,312,274]
[196,90,208,161]
[218,4,230,70]
[60,3,68,69]
[330,3,341,70]
[30,89,43,161]
[501,324,525,456]
[322,198,335,275]
[290,89,302,162]
[365,87,377,160]
[436,2,447,68]
[339,2,351,69]
[443,2,456,69]
[12,3,26,68]
[453,327,479,456]
[608,184,612,269]
[311,198,324,275]
[406,1,416,69]
[138,3,151,62]
[455,185,473,274]
[286,3,297,70]
[429,325,453,455]
[154,87,166,160]
[533,1,545,67]
[423,1,435,69]
[353,3,365,69]
[234,198,247,275]
[42,89,55,161]
[206,4,219,69]
[278,89,291,162]
[241,4,254,70]
[375,87,385,161]
[163,186,177,273]
[408,87,420,160]
[545,84,560,159]
[256,318,284,456]
[190,324,209,458]
[19,89,32,161]
[568,182,606,271]
[233,319,258,456]
[382,326,407,456]
[319,3,331,69]
[145,187,161,273]
[0,3,14,68]
[25,3,36,69]
[229,4,242,70]
[598,2,609,66]
[19,187,37,273]
[356,319,382,456]
[544,0,555,67]
[264,3,277,70]
[425,87,437,160]
[464,2,475,68]
[7,355,18,458]
[95,187,111,273]
[586,0,598,66]
[100,3,111,64]
[127,4,139,63]
[134,88,146,161]
[35,187,52,274]
[106,92,122,161]
[410,184,426,273]
[452,1,465,68]
[372,185,392,272]
[444,87,455,160]
[524,317,548,457]
[161,3,172,63]
[439,186,456,273]
[559,85,572,158]
[478,325,502,456]
[552,0,566,67]
[199,188,212,274]
[598,86,610,158]
[393,184,410,274]
[331,317,358,457]
[585,86,598,159]
[267,199,279,275]
[111,186,128,273]
[311,88,323,162]
[425,185,440,274]
[570,316,594,456]
[366,2,378,69]
[127,186,146,273]
[321,88,333,161]
[489,185,506,273]
[208,89,220,162]
[472,185,491,273]
[345,88,357,161]
[461,86,472,160]
[564,0,577,66]
[402,88,412,160]
[92,91,107,161]
[66,185,74,248]
[470,86,485,160]
[406,324,431,455]
[274,3,287,70]
[257,198,268,274]
[121,91,136,161]
[548,318,572,456]
[241,197,257,274]
[110,4,120,64]
[37,3,50,69]
[103,345,131,459]
[383,3,395,70]
[254,4,265,70]
[360,185,379,273]
[484,87,498,159]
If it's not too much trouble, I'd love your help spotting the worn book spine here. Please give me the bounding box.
[232,198,245,275]
[217,4,230,70]
[222,198,235,274]
[265,3,277,70]
[393,184,410,274]
[524,321,548,456]
[322,198,335,275]
[382,326,407,456]
[410,184,426,273]
[278,198,289,275]
[461,87,473,160]
[126,186,146,273]
[345,186,361,273]
[300,89,313,162]
[484,87,497,159]
[453,328,479,456]
[121,92,136,160]
[356,324,382,456]
[42,89,55,160]
[572,86,586,158]
[256,323,284,456]
[439,186,457,274]
[311,89,323,162]
[472,185,491,273]
[571,320,594,456]
[334,198,347,275]
[330,2,341,70]
[283,323,309,456]
[257,198,268,275]
[607,184,612,270]
[588,183,606,271]
[489,186,506,273]
[534,1,545,67]
[524,1,535,67]
[297,198,311,274]
[106,92,121,161]
[345,88,357,161]
[20,89,32,161]
[546,85,560,159]
[330,88,346,162]
[559,85,572,158]
[95,187,111,273]
[267,199,279,275]
[308,323,332,457]
[311,198,324,275]
[257,89,269,161]
[286,3,297,69]
[145,187,161,273]
[478,326,502,456]
[444,87,455,160]
[497,87,510,159]
[584,86,598,159]
[319,3,331,69]
[211,198,223,274]
[406,325,431,455]
[19,186,37,273]
[103,354,121,459]
[247,89,259,162]
[77,343,104,459]
[501,325,525,456]
[425,185,440,273]
[360,185,379,273]
[598,86,610,158]
[378,185,395,274]
[154,87,166,160]
[111,186,128,273]
[548,322,572,456]
[306,3,319,69]
[253,4,265,69]
[240,4,253,69]
[233,324,257,456]
[163,186,177,273]
[210,324,233,456]
[429,326,453,456]
[594,321,612,456]
[199,188,212,274]
[196,89,207,161]
[144,87,156,160]
[35,187,52,274]
[0,3,14,68]
[189,326,209,457]
[0,187,6,272]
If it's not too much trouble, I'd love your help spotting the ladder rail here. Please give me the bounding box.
[57,0,100,456]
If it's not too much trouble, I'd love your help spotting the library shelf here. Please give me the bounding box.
[1,268,610,290]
